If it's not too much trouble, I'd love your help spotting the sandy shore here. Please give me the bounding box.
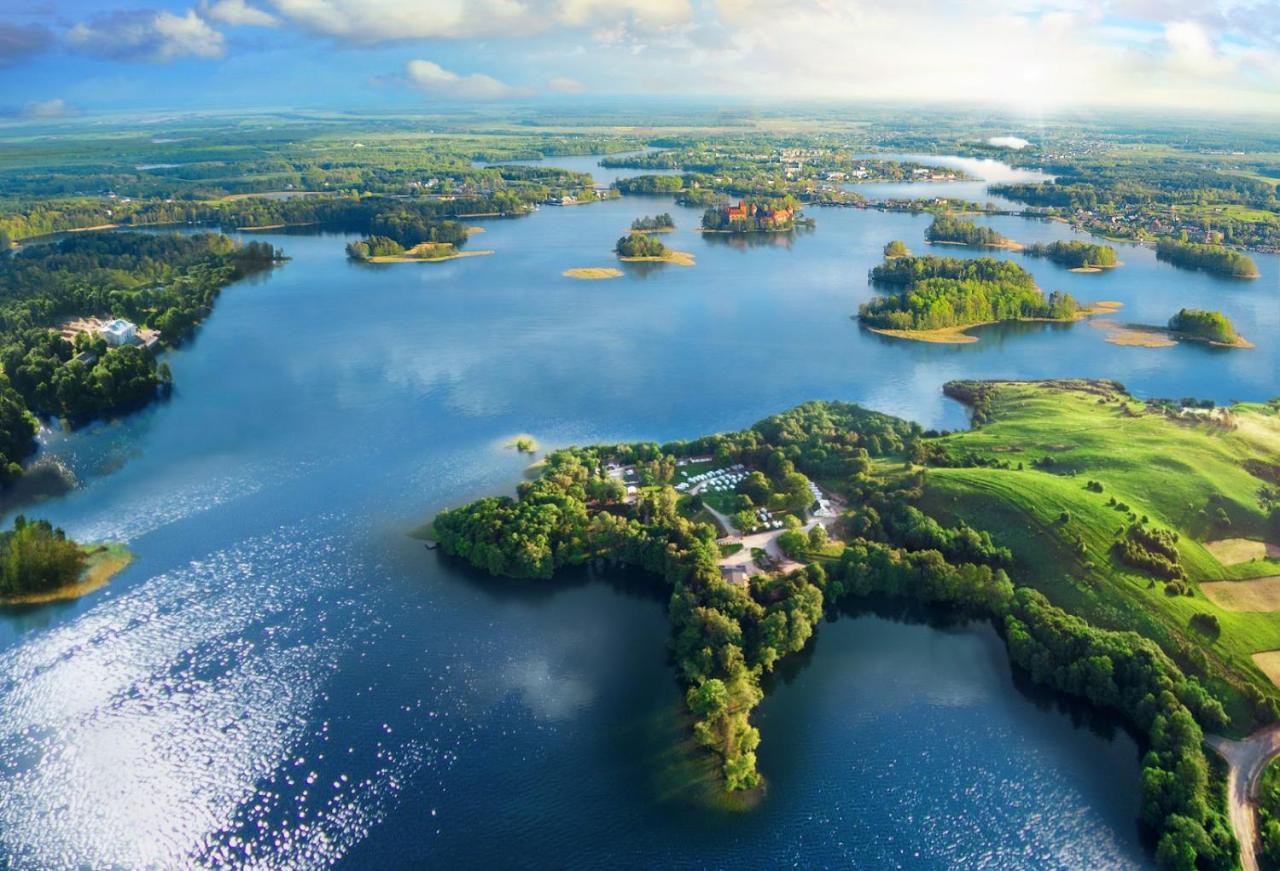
[618,250,695,267]
[564,267,623,279]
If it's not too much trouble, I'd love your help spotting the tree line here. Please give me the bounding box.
[1155,240,1259,279]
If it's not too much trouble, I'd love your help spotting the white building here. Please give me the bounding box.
[100,318,138,347]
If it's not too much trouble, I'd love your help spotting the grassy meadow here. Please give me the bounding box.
[917,381,1280,729]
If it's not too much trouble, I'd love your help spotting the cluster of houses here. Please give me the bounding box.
[544,188,614,207]
[675,463,747,493]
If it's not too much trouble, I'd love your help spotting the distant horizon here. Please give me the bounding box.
[3,1,1279,119]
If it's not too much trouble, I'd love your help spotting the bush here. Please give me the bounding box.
[1189,613,1221,639]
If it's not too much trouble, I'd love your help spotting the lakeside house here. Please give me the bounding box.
[720,565,749,586]
[60,316,160,350]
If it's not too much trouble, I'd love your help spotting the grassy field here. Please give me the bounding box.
[918,381,1280,728]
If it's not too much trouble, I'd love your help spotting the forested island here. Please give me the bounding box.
[860,255,1081,342]
[1156,240,1260,278]
[1023,240,1119,271]
[0,515,130,603]
[925,215,1020,249]
[431,379,1280,868]
[0,232,280,481]
[615,232,694,266]
[631,214,675,232]
[883,240,911,258]
[1167,309,1247,347]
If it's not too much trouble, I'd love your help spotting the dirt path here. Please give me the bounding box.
[1207,723,1280,871]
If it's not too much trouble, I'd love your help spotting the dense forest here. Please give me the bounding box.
[1023,240,1118,268]
[1155,239,1260,278]
[0,232,279,476]
[614,175,685,195]
[861,253,1073,332]
[1167,309,1239,344]
[925,215,1013,247]
[432,392,1245,868]
[859,278,1078,332]
[869,255,1037,288]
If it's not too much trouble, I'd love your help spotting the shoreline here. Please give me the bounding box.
[366,242,495,264]
[618,250,695,267]
[864,300,1123,345]
[1093,320,1254,349]
[928,238,1024,251]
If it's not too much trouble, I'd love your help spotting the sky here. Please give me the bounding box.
[1,0,1279,118]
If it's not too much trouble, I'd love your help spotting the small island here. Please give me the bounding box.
[1098,308,1252,349]
[346,235,492,263]
[615,232,695,266]
[1168,308,1249,346]
[701,198,804,234]
[860,254,1091,343]
[563,267,623,280]
[883,240,911,259]
[1023,240,1119,271]
[1155,239,1260,278]
[630,213,675,233]
[925,214,1021,250]
[0,515,132,605]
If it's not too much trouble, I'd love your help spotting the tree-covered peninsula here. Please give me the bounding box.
[0,232,280,481]
[1023,240,1119,270]
[431,380,1280,868]
[860,255,1079,340]
[1155,240,1260,278]
[925,215,1019,249]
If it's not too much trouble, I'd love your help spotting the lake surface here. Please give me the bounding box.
[845,152,1055,211]
[0,155,1276,867]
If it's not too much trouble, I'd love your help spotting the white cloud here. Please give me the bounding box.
[557,0,691,29]
[988,136,1030,149]
[203,0,279,27]
[265,0,538,42]
[261,0,691,43]
[547,75,586,93]
[67,9,225,62]
[22,98,77,119]
[1163,20,1234,77]
[405,59,524,99]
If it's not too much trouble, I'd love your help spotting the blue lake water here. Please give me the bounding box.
[0,156,1275,866]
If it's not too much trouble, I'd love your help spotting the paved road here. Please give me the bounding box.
[1207,723,1280,871]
